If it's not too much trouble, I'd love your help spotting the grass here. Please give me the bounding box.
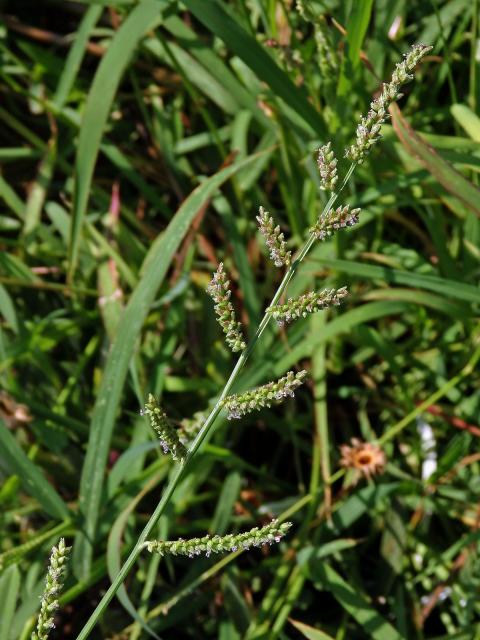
[1,1,480,639]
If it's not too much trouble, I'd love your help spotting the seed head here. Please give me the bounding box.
[144,519,292,557]
[310,205,360,241]
[32,538,70,640]
[317,142,338,192]
[143,394,187,461]
[345,43,432,163]
[256,206,291,267]
[267,288,348,326]
[222,370,307,420]
[207,263,246,353]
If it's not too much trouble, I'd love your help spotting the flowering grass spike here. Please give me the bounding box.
[317,142,338,192]
[256,206,292,267]
[144,520,292,558]
[267,288,348,325]
[207,263,246,352]
[222,370,307,419]
[32,538,70,640]
[142,394,187,461]
[345,43,432,163]
[310,205,360,241]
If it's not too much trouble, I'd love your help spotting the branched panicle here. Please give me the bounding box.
[345,43,432,163]
[142,394,187,461]
[256,206,291,267]
[32,538,70,640]
[310,205,360,240]
[317,142,338,192]
[267,288,348,325]
[207,263,246,352]
[144,520,292,558]
[222,370,307,420]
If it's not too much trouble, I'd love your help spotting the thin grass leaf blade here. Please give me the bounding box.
[0,419,69,520]
[311,563,403,640]
[390,103,480,218]
[181,0,326,137]
[68,0,164,279]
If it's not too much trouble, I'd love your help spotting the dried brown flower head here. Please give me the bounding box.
[339,438,386,483]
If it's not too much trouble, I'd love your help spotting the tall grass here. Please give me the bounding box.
[0,2,479,639]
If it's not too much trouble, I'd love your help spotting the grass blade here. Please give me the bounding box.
[390,103,480,218]
[182,0,326,137]
[0,419,69,520]
[69,0,164,279]
[311,563,403,640]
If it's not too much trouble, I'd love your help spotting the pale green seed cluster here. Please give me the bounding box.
[297,4,338,80]
[144,520,292,558]
[32,538,70,640]
[310,205,361,241]
[256,206,292,267]
[207,263,246,352]
[345,44,432,163]
[267,288,348,325]
[179,410,207,443]
[317,142,338,192]
[222,370,307,420]
[142,394,187,461]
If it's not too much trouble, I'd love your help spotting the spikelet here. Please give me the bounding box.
[32,538,70,640]
[179,410,207,443]
[207,263,246,352]
[142,394,187,461]
[144,519,291,558]
[317,142,338,192]
[345,43,432,163]
[297,5,338,80]
[267,288,348,325]
[256,206,291,267]
[310,205,360,240]
[222,370,307,420]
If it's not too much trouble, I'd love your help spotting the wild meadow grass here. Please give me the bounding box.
[1,2,480,639]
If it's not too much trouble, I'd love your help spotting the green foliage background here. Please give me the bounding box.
[1,0,480,638]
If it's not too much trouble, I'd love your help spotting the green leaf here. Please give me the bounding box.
[210,472,241,535]
[0,283,18,333]
[451,104,480,142]
[69,0,165,279]
[289,618,335,640]
[0,419,69,520]
[311,563,403,640]
[181,0,326,137]
[311,257,480,304]
[0,565,20,638]
[73,152,267,580]
[391,103,480,218]
[53,5,103,108]
[337,0,374,97]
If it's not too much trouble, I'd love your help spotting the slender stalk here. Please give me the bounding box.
[75,161,357,640]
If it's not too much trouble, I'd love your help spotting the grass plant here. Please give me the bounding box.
[1,2,480,639]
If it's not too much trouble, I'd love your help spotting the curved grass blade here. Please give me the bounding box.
[68,0,165,280]
[182,0,326,138]
[310,257,480,304]
[53,5,103,108]
[311,563,403,639]
[390,103,480,218]
[73,152,268,580]
[0,419,69,520]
